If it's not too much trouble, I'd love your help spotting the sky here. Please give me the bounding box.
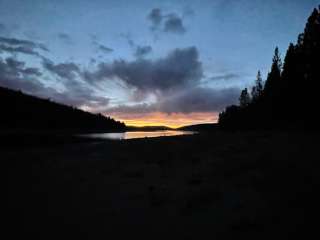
[0,0,318,127]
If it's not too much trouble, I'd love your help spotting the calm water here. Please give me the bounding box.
[80,130,195,140]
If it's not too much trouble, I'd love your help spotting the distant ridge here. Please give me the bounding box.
[178,123,218,132]
[0,86,125,133]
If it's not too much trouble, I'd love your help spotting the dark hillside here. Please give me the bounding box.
[0,86,125,133]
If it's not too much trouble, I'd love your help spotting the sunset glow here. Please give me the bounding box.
[108,112,219,128]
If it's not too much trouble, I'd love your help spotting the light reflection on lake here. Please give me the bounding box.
[80,130,196,140]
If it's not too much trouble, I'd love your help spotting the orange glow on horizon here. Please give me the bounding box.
[107,112,218,128]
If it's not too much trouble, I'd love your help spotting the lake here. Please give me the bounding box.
[80,130,196,140]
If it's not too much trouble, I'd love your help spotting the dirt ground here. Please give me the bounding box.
[4,131,320,239]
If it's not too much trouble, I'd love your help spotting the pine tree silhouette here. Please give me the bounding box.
[239,88,251,108]
[263,47,282,100]
[219,7,320,130]
[251,70,263,102]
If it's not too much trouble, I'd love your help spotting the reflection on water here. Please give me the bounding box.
[81,130,195,140]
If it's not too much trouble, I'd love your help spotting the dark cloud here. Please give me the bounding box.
[0,37,48,51]
[157,87,239,113]
[82,46,238,115]
[210,73,240,81]
[98,44,113,53]
[0,36,48,57]
[48,87,110,110]
[0,56,45,94]
[0,44,41,56]
[105,103,156,115]
[21,67,42,76]
[42,58,80,80]
[46,77,110,110]
[0,57,42,77]
[4,57,24,70]
[40,58,111,108]
[164,14,186,34]
[58,33,70,40]
[57,33,72,44]
[3,57,42,77]
[84,46,202,94]
[105,87,239,114]
[120,33,151,58]
[91,37,114,54]
[119,33,135,48]
[148,8,163,30]
[90,58,97,64]
[147,8,187,34]
[0,35,108,108]
[134,45,152,58]
[0,56,109,109]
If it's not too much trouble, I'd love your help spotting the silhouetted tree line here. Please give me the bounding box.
[219,6,320,130]
[0,86,126,132]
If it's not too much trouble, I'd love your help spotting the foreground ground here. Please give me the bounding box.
[4,131,320,239]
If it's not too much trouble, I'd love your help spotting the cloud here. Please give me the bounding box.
[84,46,202,94]
[42,58,80,80]
[21,67,42,76]
[0,36,48,57]
[3,57,42,77]
[164,14,186,34]
[92,44,239,114]
[0,44,41,56]
[91,37,114,54]
[98,44,113,53]
[120,33,135,47]
[48,88,110,110]
[147,8,187,34]
[0,37,48,51]
[57,33,73,44]
[0,34,110,109]
[40,58,111,109]
[209,73,240,81]
[148,8,163,30]
[105,87,239,114]
[0,38,98,106]
[0,57,42,77]
[157,87,239,113]
[119,33,152,58]
[134,45,152,58]
[0,56,45,94]
[105,103,156,114]
[0,56,110,109]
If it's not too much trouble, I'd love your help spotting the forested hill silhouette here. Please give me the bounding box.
[219,6,320,130]
[0,86,125,133]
